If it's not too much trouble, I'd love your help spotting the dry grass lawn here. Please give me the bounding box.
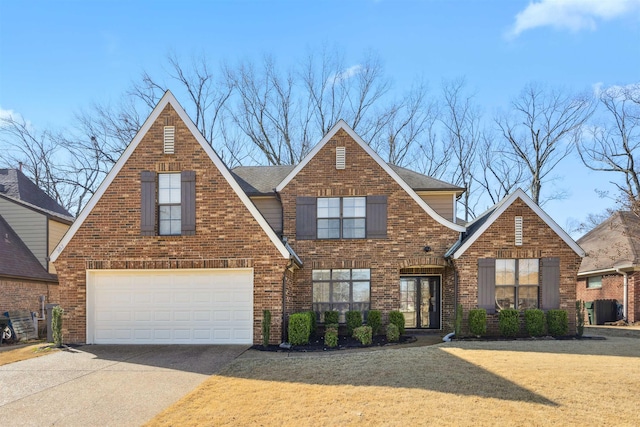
[148,337,640,426]
[0,343,58,366]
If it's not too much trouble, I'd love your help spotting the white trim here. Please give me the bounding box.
[275,120,465,232]
[52,91,290,262]
[451,188,585,259]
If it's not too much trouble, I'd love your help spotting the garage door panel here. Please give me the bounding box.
[88,269,253,344]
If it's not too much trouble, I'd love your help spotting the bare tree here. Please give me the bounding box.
[441,78,482,221]
[496,83,594,205]
[577,84,640,208]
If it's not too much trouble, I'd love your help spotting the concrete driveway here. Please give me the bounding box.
[0,344,248,426]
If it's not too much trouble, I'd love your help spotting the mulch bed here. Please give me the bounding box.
[252,334,417,352]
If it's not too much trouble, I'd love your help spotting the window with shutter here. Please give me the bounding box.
[296,197,317,240]
[181,171,196,235]
[540,257,560,309]
[366,195,387,238]
[140,171,156,236]
[478,258,496,313]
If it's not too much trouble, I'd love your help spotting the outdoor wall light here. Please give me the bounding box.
[423,245,432,252]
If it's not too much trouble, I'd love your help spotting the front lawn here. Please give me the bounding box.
[147,336,640,426]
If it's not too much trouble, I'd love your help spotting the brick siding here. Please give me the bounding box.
[0,278,58,315]
[453,199,582,335]
[577,272,640,323]
[54,104,289,344]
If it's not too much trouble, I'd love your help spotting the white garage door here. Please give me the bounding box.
[87,269,253,344]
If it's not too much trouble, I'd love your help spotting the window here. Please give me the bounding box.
[587,276,602,289]
[317,197,366,239]
[495,259,539,310]
[158,173,181,235]
[312,269,370,322]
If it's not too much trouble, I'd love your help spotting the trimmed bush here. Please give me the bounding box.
[324,325,338,348]
[576,300,585,337]
[324,310,339,325]
[346,310,362,335]
[52,305,64,347]
[388,310,405,336]
[288,312,311,345]
[262,310,271,347]
[386,323,400,342]
[547,309,569,337]
[498,309,520,337]
[306,311,317,336]
[468,309,487,337]
[353,326,372,346]
[455,303,463,337]
[366,310,382,335]
[525,309,546,337]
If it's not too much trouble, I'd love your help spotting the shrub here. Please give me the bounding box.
[386,323,400,342]
[468,309,487,337]
[498,309,520,337]
[353,326,372,346]
[324,310,339,325]
[52,305,64,347]
[576,300,585,337]
[262,310,271,347]
[366,310,382,335]
[547,309,569,337]
[288,312,311,345]
[525,309,546,337]
[388,310,405,336]
[454,304,463,337]
[324,325,338,348]
[306,311,317,336]
[346,311,362,335]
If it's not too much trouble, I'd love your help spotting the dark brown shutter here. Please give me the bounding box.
[296,197,316,240]
[181,170,196,236]
[140,171,156,236]
[478,258,496,314]
[540,257,560,309]
[366,195,387,238]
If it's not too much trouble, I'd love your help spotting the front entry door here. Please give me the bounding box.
[399,276,441,329]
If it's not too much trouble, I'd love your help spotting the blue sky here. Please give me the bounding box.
[1,0,639,235]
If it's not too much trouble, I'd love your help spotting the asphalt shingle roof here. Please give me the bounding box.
[0,214,57,282]
[0,169,73,221]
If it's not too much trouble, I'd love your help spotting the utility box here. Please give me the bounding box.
[46,304,59,343]
[593,299,617,325]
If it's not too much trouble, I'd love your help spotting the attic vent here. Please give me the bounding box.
[164,126,175,154]
[515,216,523,246]
[336,147,346,170]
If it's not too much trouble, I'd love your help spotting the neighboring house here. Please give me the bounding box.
[51,91,584,345]
[576,211,640,323]
[0,168,74,314]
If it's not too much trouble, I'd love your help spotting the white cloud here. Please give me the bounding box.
[327,65,362,87]
[508,0,640,38]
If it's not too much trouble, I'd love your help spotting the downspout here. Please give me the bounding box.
[615,268,629,322]
[282,257,294,344]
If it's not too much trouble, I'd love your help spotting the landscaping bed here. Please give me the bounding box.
[252,334,417,352]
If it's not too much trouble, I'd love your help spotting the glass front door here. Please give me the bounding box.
[399,276,441,329]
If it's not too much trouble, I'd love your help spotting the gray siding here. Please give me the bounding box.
[252,196,283,234]
[0,198,47,268]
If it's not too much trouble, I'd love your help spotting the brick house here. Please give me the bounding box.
[52,91,584,344]
[0,169,73,315]
[576,211,640,324]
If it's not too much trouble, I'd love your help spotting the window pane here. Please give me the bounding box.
[332,282,350,302]
[495,286,515,310]
[519,286,538,309]
[158,173,181,204]
[343,197,366,217]
[159,205,181,235]
[313,282,330,303]
[587,276,602,288]
[352,269,370,280]
[352,281,370,302]
[343,218,365,238]
[317,219,340,239]
[519,259,539,285]
[312,270,331,281]
[317,197,340,218]
[496,259,516,285]
[332,270,350,280]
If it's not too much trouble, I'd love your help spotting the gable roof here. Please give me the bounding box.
[274,120,465,232]
[0,214,57,282]
[51,90,291,262]
[446,188,584,259]
[0,169,73,222]
[577,211,640,275]
[231,163,463,196]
